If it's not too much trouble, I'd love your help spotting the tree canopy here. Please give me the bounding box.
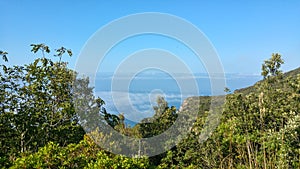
[0,48,299,168]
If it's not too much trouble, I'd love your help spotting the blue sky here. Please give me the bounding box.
[1,0,300,74]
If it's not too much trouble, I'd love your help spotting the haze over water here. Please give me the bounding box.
[94,71,261,125]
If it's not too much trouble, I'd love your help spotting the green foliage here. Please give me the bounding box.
[159,54,300,168]
[0,44,86,168]
[11,135,150,169]
[11,135,97,168]
[54,46,72,63]
[138,96,178,138]
[30,43,50,57]
[1,46,299,169]
[261,53,284,78]
[97,97,122,128]
[0,51,8,62]
[85,151,150,169]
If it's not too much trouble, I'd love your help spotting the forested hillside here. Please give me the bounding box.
[0,46,299,168]
[235,66,300,95]
[163,54,300,168]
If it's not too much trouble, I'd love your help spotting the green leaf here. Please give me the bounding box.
[0,50,8,62]
[67,50,72,57]
[2,65,7,73]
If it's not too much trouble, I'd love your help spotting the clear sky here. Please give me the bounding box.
[1,0,300,74]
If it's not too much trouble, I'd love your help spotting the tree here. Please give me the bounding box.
[0,44,87,167]
[261,53,284,79]
[138,96,177,138]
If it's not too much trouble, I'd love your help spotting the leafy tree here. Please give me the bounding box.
[0,44,87,167]
[96,97,121,128]
[138,96,177,138]
[261,53,284,78]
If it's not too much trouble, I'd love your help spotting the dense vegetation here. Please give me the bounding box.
[158,54,300,168]
[0,46,299,168]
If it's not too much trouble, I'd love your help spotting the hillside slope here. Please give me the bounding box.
[179,67,300,113]
[235,67,300,94]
